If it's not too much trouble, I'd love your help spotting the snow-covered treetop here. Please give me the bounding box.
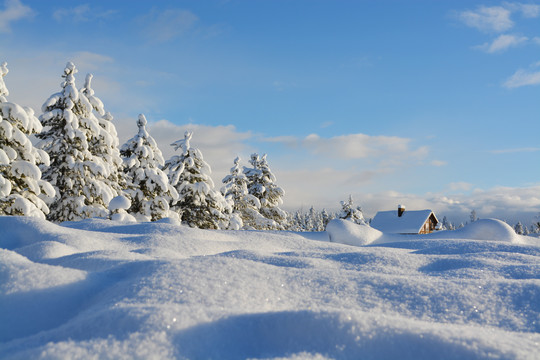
[137,114,148,134]
[81,73,105,116]
[0,61,9,99]
[121,114,165,167]
[62,62,79,106]
[171,131,193,155]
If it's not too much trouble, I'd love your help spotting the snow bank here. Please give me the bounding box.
[433,218,519,242]
[0,216,539,359]
[326,219,384,245]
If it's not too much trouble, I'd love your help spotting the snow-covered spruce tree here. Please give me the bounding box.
[164,131,230,229]
[120,114,178,221]
[37,62,114,222]
[321,208,332,230]
[514,221,524,235]
[243,153,287,230]
[80,73,126,197]
[221,156,275,230]
[0,61,55,218]
[339,195,367,225]
[470,210,478,223]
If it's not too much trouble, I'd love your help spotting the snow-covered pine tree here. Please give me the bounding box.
[0,61,55,218]
[164,131,230,229]
[470,210,478,223]
[514,221,524,235]
[243,153,287,230]
[441,216,452,231]
[321,208,332,229]
[310,207,326,231]
[339,195,367,225]
[37,62,114,222]
[221,156,275,230]
[120,114,178,221]
[80,73,126,197]
[287,210,303,231]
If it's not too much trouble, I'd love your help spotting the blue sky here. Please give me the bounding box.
[1,0,540,224]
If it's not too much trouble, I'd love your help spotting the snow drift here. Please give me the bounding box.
[0,216,539,359]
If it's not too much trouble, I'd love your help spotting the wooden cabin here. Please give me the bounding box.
[370,205,439,234]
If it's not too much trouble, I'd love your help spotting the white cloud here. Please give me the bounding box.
[475,34,528,53]
[430,160,447,167]
[430,185,540,223]
[350,185,540,225]
[0,0,34,33]
[504,2,540,18]
[138,8,199,42]
[265,133,427,161]
[491,147,540,154]
[503,68,540,88]
[53,4,116,23]
[458,5,514,33]
[447,182,473,192]
[320,121,333,129]
[70,51,114,70]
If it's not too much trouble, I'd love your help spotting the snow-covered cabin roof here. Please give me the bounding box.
[370,209,437,234]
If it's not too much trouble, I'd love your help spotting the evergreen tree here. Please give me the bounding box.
[470,210,478,223]
[164,131,230,229]
[221,156,273,230]
[37,62,113,222]
[243,153,287,230]
[0,61,55,218]
[120,114,178,221]
[321,208,331,229]
[441,216,454,231]
[514,221,524,235]
[288,210,304,231]
[80,73,126,197]
[338,195,367,225]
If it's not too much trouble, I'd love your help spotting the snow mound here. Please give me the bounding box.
[326,219,383,246]
[14,240,78,261]
[435,219,519,242]
[108,195,130,212]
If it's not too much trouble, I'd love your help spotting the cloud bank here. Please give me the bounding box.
[0,0,34,33]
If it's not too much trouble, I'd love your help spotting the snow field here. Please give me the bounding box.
[0,216,539,359]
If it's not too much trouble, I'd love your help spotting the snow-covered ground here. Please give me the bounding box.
[0,216,539,359]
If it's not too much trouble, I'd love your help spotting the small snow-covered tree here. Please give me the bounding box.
[120,114,178,221]
[0,61,55,218]
[321,208,332,229]
[470,210,478,223]
[37,62,113,222]
[441,216,456,231]
[514,221,524,235]
[221,156,275,230]
[164,131,230,229]
[339,195,367,225]
[243,153,287,230]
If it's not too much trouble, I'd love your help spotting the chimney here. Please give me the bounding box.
[398,205,405,217]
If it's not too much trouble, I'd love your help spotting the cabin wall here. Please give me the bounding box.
[419,215,438,234]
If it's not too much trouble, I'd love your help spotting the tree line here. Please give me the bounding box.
[0,61,298,229]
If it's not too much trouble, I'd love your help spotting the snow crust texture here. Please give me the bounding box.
[0,216,539,359]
